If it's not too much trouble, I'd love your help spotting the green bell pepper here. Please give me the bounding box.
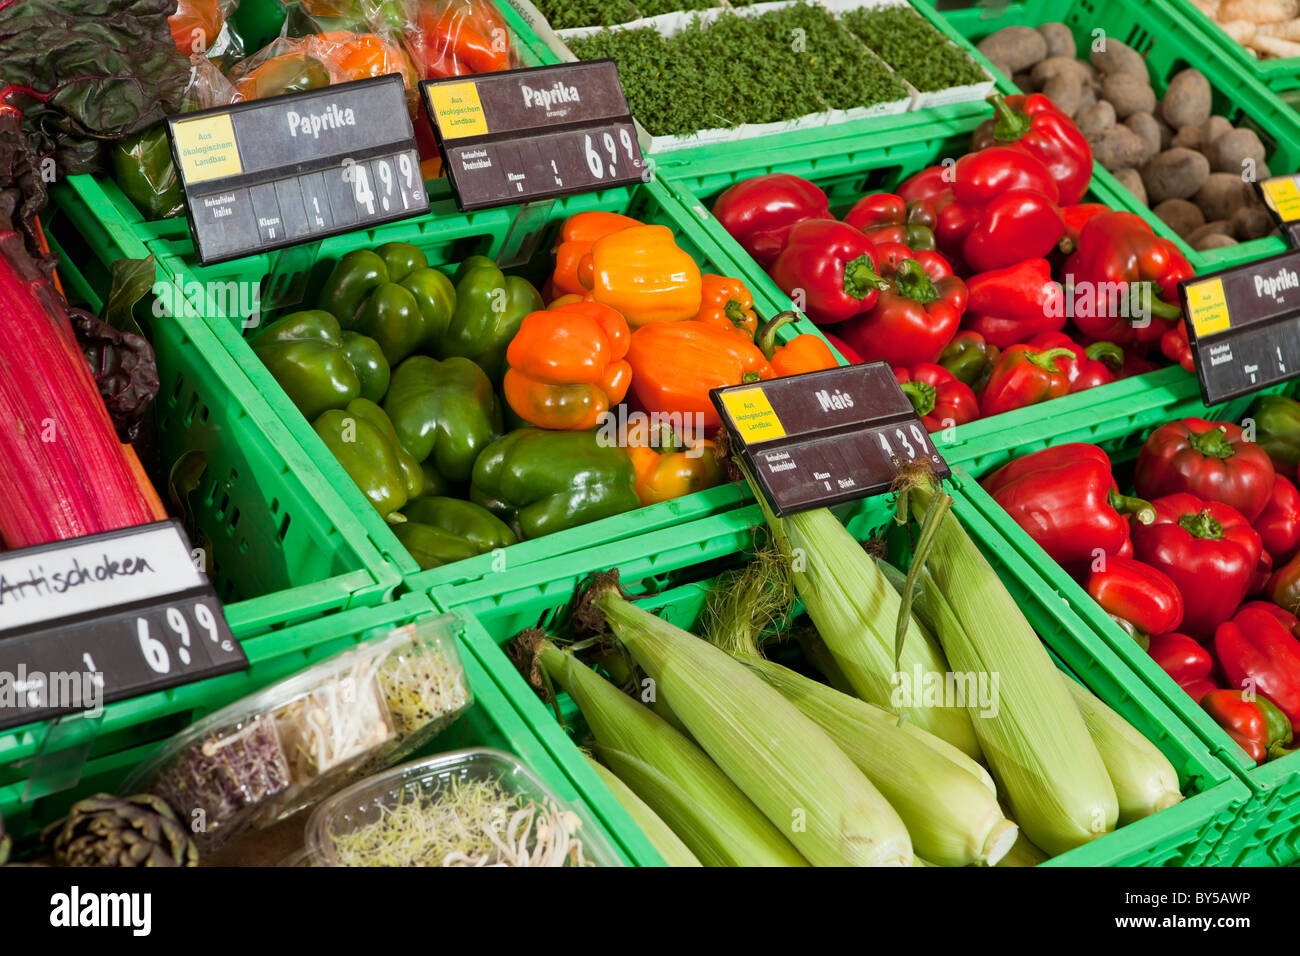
[390,496,517,570]
[113,124,183,221]
[383,355,503,485]
[1250,394,1300,476]
[318,242,456,365]
[441,255,543,382]
[341,330,390,403]
[251,310,383,421]
[471,428,640,539]
[314,399,422,518]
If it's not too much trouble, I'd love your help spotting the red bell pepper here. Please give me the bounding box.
[1251,547,1275,597]
[1026,331,1123,394]
[979,343,1076,417]
[971,93,1094,206]
[1087,556,1184,637]
[1256,474,1300,564]
[835,247,965,367]
[1120,346,1163,379]
[1063,211,1193,345]
[962,258,1066,347]
[1134,418,1276,522]
[983,443,1156,577]
[1255,601,1300,636]
[1202,690,1273,765]
[1131,493,1262,641]
[769,219,889,326]
[938,330,999,392]
[1215,602,1300,733]
[711,174,830,269]
[824,331,863,364]
[1059,202,1110,255]
[1148,632,1217,702]
[1266,549,1300,615]
[1160,319,1195,374]
[894,363,979,433]
[843,193,937,251]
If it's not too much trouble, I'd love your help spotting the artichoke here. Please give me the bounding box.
[43,794,199,867]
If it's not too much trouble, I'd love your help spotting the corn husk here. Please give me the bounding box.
[1065,680,1183,825]
[583,755,701,867]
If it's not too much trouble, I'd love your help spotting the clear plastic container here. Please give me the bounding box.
[305,748,623,867]
[124,615,472,851]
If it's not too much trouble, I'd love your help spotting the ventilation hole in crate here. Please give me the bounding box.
[1125,27,1152,55]
[270,497,280,515]
[199,404,211,424]
[182,393,201,428]
[216,492,230,520]
[202,477,219,507]
[278,512,291,541]
[227,506,240,533]
[169,374,186,404]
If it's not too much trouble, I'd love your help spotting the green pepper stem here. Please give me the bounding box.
[891,256,940,305]
[724,299,749,327]
[1108,489,1156,525]
[755,311,798,359]
[1085,340,1125,372]
[844,254,890,300]
[1133,281,1183,321]
[899,380,937,417]
[1025,346,1077,375]
[1187,425,1236,460]
[987,92,1031,143]
[1178,508,1224,540]
[741,371,763,384]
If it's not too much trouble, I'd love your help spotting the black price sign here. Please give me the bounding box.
[421,60,647,211]
[0,521,245,731]
[1257,173,1300,245]
[168,74,429,265]
[1178,249,1300,405]
[712,363,950,517]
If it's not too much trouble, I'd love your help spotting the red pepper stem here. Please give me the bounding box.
[843,254,889,300]
[754,311,798,360]
[1108,489,1157,525]
[986,92,1031,142]
[1186,425,1236,460]
[1084,340,1125,372]
[1178,508,1225,540]
[899,380,937,417]
[891,256,940,304]
[1025,346,1076,374]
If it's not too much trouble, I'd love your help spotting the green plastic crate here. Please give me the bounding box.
[2,185,410,780]
[1162,0,1300,96]
[433,467,1250,866]
[954,381,1300,866]
[925,0,1300,272]
[0,594,634,864]
[142,176,835,598]
[660,115,1219,471]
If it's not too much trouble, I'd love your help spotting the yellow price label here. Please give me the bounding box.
[1263,177,1300,222]
[426,82,489,139]
[720,388,786,443]
[171,114,242,185]
[1185,278,1231,338]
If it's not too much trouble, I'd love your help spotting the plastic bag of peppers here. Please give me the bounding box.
[982,407,1300,767]
[248,211,839,571]
[710,93,1198,435]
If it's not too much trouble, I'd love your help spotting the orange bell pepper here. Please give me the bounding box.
[503,301,631,431]
[412,0,514,78]
[548,211,641,300]
[582,224,703,327]
[694,274,758,339]
[627,320,773,429]
[625,422,727,506]
[756,312,840,377]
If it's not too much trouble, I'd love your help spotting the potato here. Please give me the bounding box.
[1207,128,1268,173]
[1230,205,1275,240]
[978,27,1049,74]
[1030,56,1092,87]
[1090,38,1147,75]
[1192,233,1239,251]
[1195,172,1257,220]
[1155,114,1175,150]
[1094,127,1154,171]
[1113,167,1148,205]
[1013,71,1035,92]
[1141,147,1212,202]
[1037,22,1076,58]
[1043,72,1083,116]
[1198,116,1234,148]
[1153,198,1205,238]
[1160,69,1212,128]
[1077,84,1099,111]
[1124,112,1162,163]
[1187,220,1233,244]
[1256,159,1273,181]
[1101,73,1157,118]
[1170,125,1202,150]
[1077,100,1117,136]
